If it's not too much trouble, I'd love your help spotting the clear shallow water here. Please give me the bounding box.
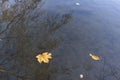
[0,0,120,80]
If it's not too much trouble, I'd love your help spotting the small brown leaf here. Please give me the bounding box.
[89,53,100,61]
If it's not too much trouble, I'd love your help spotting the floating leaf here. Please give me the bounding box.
[89,53,100,61]
[36,52,52,63]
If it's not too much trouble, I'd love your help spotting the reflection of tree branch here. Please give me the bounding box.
[0,67,30,80]
[100,57,120,80]
[110,65,119,80]
[50,14,71,32]
[0,13,22,35]
[0,0,41,35]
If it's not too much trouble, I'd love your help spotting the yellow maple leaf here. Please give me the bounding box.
[89,53,100,61]
[36,52,52,63]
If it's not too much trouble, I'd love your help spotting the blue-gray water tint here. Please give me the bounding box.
[0,0,120,80]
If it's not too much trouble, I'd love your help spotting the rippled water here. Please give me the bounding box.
[0,0,120,80]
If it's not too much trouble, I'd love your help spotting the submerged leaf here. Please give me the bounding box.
[89,53,100,61]
[36,52,52,63]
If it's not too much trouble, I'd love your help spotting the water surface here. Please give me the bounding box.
[0,0,120,80]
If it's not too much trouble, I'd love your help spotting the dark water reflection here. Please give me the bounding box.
[1,0,120,80]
